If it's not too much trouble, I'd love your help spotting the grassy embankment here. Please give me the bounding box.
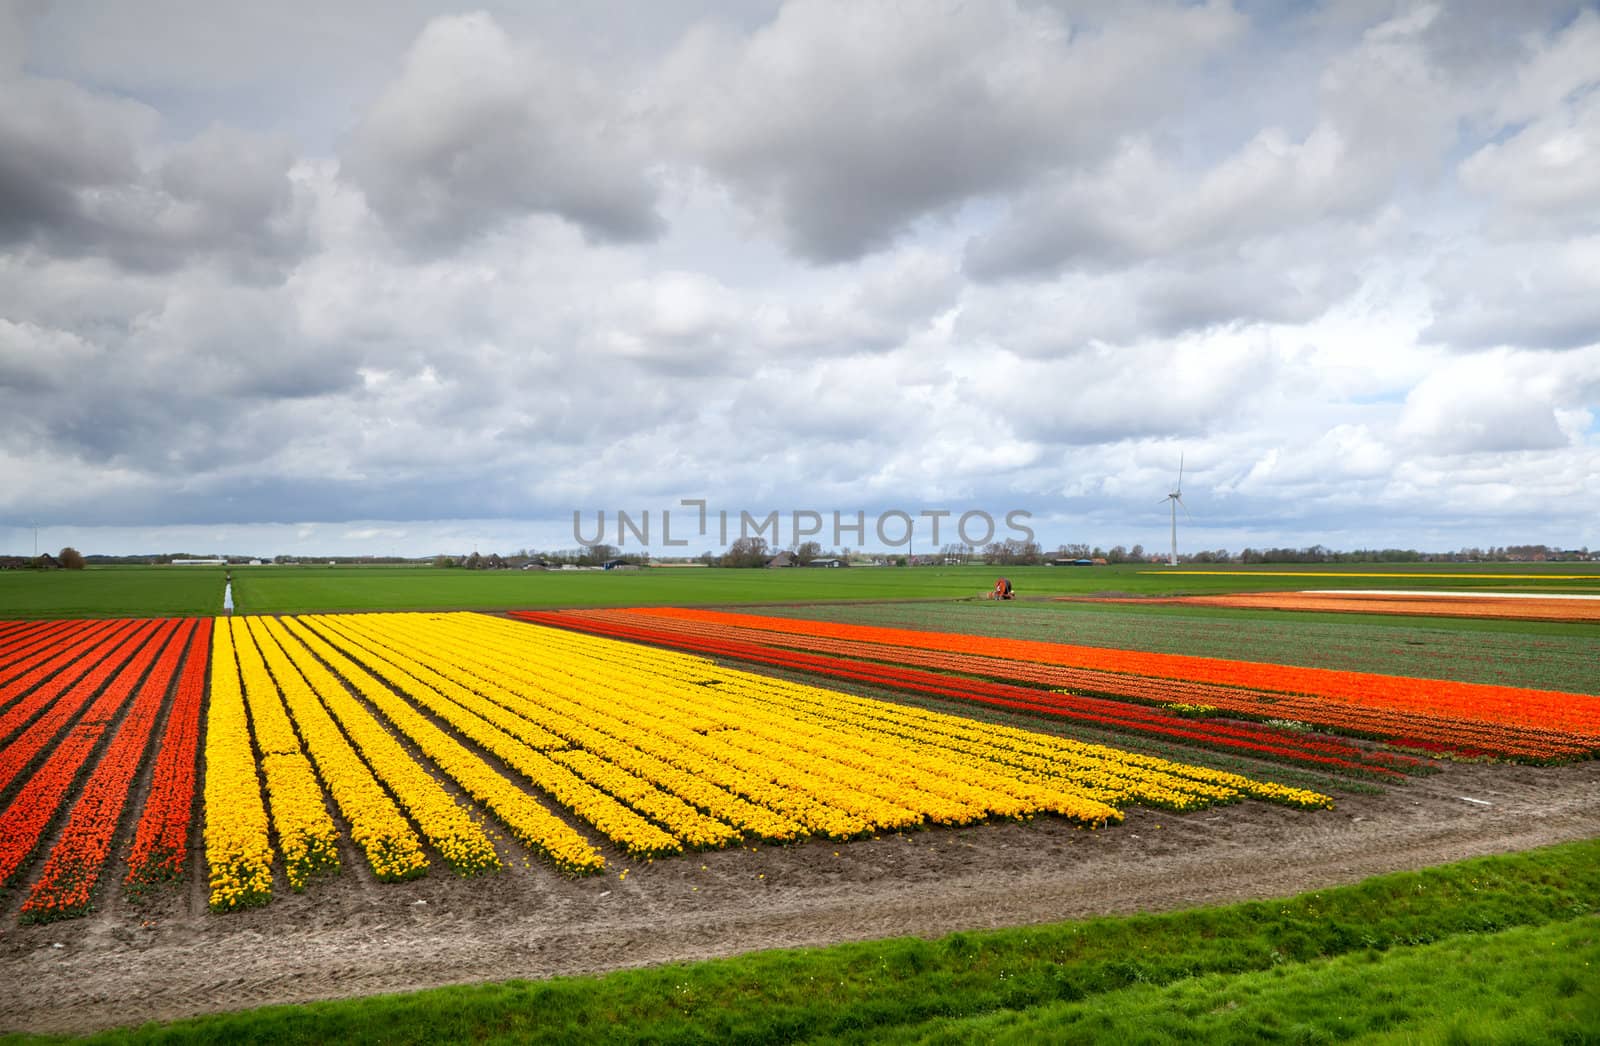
[6,838,1596,1044]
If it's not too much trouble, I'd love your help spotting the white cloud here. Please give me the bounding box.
[656,0,1243,262]
[1395,349,1587,454]
[4,1,1600,555]
[344,12,663,251]
[1461,87,1600,222]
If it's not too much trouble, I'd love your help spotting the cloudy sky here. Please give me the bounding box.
[3,0,1598,559]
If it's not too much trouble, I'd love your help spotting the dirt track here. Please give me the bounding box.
[3,759,1598,1036]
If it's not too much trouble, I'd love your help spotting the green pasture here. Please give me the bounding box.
[12,837,1597,1045]
[3,561,1598,619]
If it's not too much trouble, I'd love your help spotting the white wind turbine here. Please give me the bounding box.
[1161,454,1190,566]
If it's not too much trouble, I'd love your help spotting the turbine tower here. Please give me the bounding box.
[1161,454,1190,567]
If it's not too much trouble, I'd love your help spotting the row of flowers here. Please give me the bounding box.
[0,611,1339,920]
[375,613,1124,832]
[513,613,1334,813]
[0,621,183,895]
[353,614,991,837]
[226,618,342,890]
[611,608,1598,764]
[429,612,1326,823]
[203,621,276,911]
[0,618,121,700]
[520,610,1383,784]
[578,610,1583,764]
[570,614,1428,763]
[319,615,802,845]
[255,617,499,875]
[126,620,213,890]
[20,621,198,921]
[296,614,681,860]
[0,619,163,792]
[278,616,604,875]
[1175,591,1600,623]
[237,618,430,882]
[630,608,1600,743]
[0,619,88,676]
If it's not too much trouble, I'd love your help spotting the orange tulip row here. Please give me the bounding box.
[625,608,1600,759]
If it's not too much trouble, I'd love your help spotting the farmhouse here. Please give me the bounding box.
[764,551,797,568]
[806,557,848,568]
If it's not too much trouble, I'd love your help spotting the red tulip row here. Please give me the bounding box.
[562,610,1579,762]
[0,620,181,890]
[0,619,166,795]
[633,607,1600,740]
[513,611,1407,778]
[0,618,128,716]
[126,619,214,890]
[0,621,79,674]
[20,620,200,921]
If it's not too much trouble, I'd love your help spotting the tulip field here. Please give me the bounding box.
[1,573,1599,1040]
[520,607,1600,764]
[1,610,1345,922]
[1,591,1595,926]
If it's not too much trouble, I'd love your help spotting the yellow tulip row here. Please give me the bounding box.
[202,621,274,911]
[326,615,800,842]
[467,617,1190,805]
[243,618,429,882]
[350,613,1132,834]
[227,619,340,890]
[528,625,1179,818]
[708,671,1236,813]
[748,666,1334,811]
[330,613,880,838]
[282,617,604,875]
[465,614,1330,815]
[265,618,500,875]
[302,614,681,859]
[409,613,1125,829]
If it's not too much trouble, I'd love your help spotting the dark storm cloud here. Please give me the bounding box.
[0,76,151,245]
[656,0,1245,263]
[0,74,310,277]
[343,13,664,253]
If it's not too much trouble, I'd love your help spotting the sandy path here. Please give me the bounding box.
[3,759,1597,1036]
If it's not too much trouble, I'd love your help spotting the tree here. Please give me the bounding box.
[58,547,85,570]
[577,543,620,567]
[720,537,768,568]
[795,541,823,565]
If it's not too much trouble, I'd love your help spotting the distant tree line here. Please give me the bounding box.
[0,547,85,570]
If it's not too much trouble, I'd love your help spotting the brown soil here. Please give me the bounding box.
[3,759,1598,1036]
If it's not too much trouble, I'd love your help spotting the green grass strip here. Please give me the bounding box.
[12,838,1600,1045]
[849,916,1600,1044]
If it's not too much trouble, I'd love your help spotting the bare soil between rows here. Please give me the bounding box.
[3,759,1598,1037]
